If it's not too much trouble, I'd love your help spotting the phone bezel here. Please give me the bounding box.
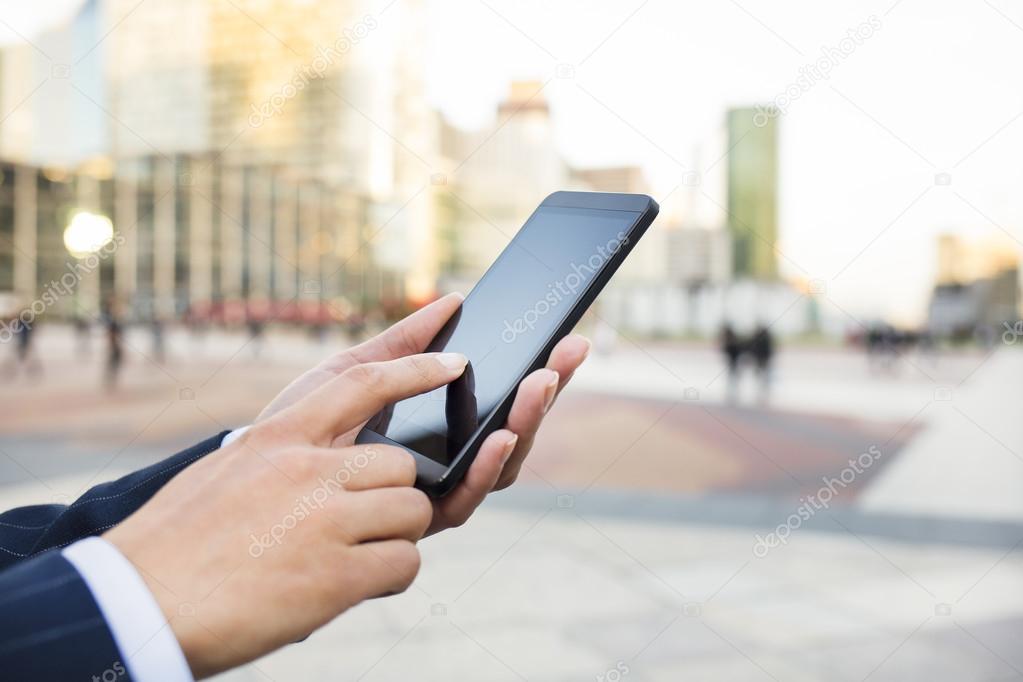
[356,191,659,496]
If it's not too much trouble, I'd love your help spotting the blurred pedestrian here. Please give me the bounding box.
[720,324,741,404]
[150,316,165,364]
[247,316,265,359]
[72,313,91,358]
[866,323,900,375]
[184,303,209,358]
[103,301,124,391]
[749,324,775,403]
[3,315,42,378]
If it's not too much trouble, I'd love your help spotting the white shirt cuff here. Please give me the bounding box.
[222,425,251,447]
[63,536,194,682]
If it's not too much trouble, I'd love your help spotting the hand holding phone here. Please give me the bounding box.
[358,191,658,496]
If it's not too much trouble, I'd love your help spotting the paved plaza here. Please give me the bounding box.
[1,325,1021,680]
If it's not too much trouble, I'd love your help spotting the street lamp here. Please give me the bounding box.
[64,210,113,258]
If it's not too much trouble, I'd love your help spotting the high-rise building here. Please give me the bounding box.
[928,233,1021,335]
[571,166,648,194]
[725,106,778,280]
[666,227,731,286]
[436,81,572,290]
[0,0,107,167]
[102,0,413,184]
[1,0,438,318]
[935,233,1020,285]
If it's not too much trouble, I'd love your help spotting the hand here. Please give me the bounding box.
[256,293,590,536]
[104,352,470,678]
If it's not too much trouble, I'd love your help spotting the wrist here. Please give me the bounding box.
[102,526,211,678]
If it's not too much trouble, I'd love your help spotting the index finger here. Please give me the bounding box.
[289,352,468,443]
[345,293,463,364]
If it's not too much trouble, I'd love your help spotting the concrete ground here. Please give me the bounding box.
[0,324,1020,681]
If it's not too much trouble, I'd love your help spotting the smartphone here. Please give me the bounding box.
[356,191,659,496]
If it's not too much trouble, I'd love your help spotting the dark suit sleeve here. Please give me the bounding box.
[0,549,130,680]
[0,432,230,680]
[0,431,228,571]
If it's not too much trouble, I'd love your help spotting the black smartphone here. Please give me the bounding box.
[356,191,659,496]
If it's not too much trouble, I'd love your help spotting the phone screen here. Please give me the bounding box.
[367,205,641,465]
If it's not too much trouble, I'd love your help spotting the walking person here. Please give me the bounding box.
[749,324,775,404]
[73,313,91,358]
[150,316,166,365]
[2,308,43,379]
[720,324,742,404]
[103,301,124,391]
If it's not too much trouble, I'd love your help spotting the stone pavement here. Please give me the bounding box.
[568,340,1023,524]
[859,349,1023,522]
[0,326,1020,680]
[214,502,1023,681]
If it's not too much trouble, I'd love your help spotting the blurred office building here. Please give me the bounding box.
[927,233,1021,339]
[0,1,108,167]
[726,106,779,281]
[434,80,576,293]
[0,0,438,321]
[1,0,818,339]
[597,106,815,338]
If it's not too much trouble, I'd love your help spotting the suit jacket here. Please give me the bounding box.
[0,431,228,681]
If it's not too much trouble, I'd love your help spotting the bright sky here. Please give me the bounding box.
[4,0,1022,324]
[424,0,1023,325]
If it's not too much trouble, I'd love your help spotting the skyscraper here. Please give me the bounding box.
[0,0,439,317]
[725,107,778,280]
[436,81,570,288]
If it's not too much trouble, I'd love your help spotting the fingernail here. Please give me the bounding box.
[437,352,468,371]
[579,336,592,360]
[501,434,518,464]
[543,371,559,413]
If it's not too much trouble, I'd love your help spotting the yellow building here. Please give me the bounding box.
[935,233,1020,285]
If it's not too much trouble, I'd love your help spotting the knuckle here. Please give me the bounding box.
[321,351,355,376]
[397,325,419,356]
[383,323,419,358]
[277,447,324,480]
[396,452,419,484]
[494,465,521,491]
[375,445,417,484]
[402,488,433,528]
[338,444,379,478]
[444,506,471,529]
[408,354,437,381]
[245,418,289,446]
[391,542,421,586]
[343,363,385,392]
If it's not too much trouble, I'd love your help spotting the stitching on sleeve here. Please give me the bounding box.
[68,447,215,509]
[0,520,52,530]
